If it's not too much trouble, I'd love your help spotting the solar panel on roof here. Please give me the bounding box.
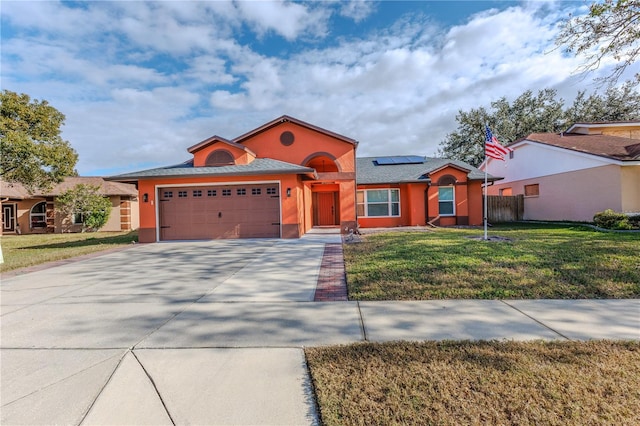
[404,155,425,163]
[374,157,395,165]
[374,156,424,165]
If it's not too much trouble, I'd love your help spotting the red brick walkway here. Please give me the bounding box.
[314,243,348,301]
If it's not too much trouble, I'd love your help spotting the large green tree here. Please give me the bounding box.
[0,90,78,190]
[56,184,112,232]
[556,0,640,85]
[438,84,640,167]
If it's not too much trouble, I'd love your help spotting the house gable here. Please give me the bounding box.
[427,164,472,184]
[234,116,356,174]
[188,136,257,167]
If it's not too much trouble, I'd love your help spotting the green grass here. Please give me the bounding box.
[0,231,138,273]
[344,224,640,299]
[306,340,640,426]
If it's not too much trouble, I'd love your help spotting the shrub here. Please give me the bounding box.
[593,209,632,230]
[627,214,640,228]
[57,184,112,232]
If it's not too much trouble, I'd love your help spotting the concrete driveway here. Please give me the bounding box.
[2,233,638,425]
[1,235,359,425]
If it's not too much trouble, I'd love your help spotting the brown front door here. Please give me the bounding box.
[315,192,338,226]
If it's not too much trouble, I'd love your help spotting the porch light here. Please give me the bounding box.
[286,188,291,197]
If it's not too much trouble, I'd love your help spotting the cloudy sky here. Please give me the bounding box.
[0,0,624,176]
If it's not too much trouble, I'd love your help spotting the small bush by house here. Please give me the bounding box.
[593,209,637,230]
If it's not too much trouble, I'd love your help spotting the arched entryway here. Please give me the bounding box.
[302,152,341,173]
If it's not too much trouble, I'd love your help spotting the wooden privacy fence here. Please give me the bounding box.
[486,195,524,222]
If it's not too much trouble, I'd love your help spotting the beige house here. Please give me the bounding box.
[1,177,139,234]
[481,122,640,222]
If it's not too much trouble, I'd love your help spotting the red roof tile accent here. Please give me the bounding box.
[525,132,640,161]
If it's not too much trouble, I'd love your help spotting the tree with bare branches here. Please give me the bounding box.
[556,0,640,86]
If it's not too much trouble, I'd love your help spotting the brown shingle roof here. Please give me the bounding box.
[0,181,33,200]
[0,177,137,198]
[525,133,640,161]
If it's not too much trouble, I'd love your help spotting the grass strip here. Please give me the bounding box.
[1,231,138,273]
[306,340,640,426]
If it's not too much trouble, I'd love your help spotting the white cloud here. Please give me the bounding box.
[210,90,248,110]
[184,56,236,85]
[233,0,330,40]
[0,1,110,36]
[339,0,377,23]
[1,0,614,175]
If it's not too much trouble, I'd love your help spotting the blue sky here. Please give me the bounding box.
[1,1,628,176]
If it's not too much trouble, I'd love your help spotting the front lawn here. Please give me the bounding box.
[306,340,640,426]
[0,231,138,273]
[344,224,640,299]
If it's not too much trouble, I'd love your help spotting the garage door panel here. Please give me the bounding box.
[159,184,280,240]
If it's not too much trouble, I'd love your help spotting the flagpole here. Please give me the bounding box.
[484,123,488,240]
[484,158,488,240]
[483,125,511,241]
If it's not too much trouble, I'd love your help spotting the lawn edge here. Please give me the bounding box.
[1,244,139,278]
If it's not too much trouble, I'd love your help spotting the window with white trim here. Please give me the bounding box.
[438,187,455,216]
[356,189,400,217]
[30,202,47,228]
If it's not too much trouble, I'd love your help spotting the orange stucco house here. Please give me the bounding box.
[356,156,491,228]
[112,116,492,242]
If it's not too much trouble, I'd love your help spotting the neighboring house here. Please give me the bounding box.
[480,121,640,222]
[111,115,492,242]
[0,177,139,235]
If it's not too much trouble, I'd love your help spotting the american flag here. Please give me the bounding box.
[485,126,512,161]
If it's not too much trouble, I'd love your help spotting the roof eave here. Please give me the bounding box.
[523,139,636,162]
[187,136,256,156]
[566,121,640,133]
[110,168,316,181]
